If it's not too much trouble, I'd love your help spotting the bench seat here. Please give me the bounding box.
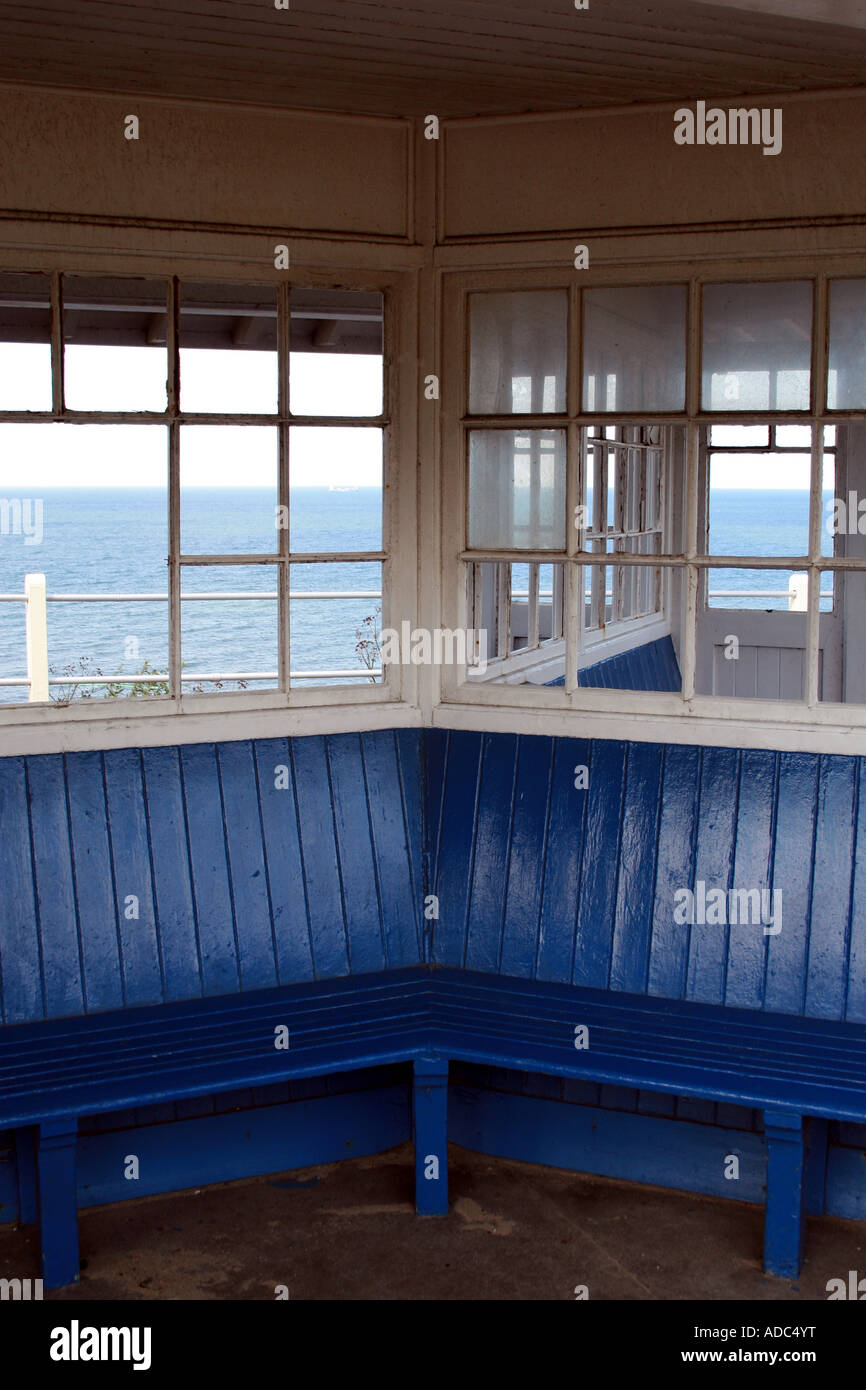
[5,967,866,1288]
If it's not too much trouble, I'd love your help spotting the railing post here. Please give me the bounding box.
[25,572,49,702]
[788,573,808,612]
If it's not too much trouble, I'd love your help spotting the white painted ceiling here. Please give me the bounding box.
[0,0,865,117]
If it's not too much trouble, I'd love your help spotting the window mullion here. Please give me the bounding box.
[50,271,64,415]
[565,419,580,694]
[278,280,291,694]
[168,276,181,700]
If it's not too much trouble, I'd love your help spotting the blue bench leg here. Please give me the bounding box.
[37,1117,80,1289]
[413,1056,448,1215]
[763,1109,805,1278]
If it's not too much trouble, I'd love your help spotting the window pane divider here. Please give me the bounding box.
[278,280,291,693]
[168,275,181,700]
[50,270,64,414]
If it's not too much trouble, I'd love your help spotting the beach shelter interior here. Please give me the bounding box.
[2,0,866,1299]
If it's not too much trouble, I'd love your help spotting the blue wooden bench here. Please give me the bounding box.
[4,966,865,1286]
[2,729,865,1289]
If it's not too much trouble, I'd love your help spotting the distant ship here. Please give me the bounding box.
[328,485,360,492]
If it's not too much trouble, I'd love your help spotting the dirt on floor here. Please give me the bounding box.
[1,1143,862,1300]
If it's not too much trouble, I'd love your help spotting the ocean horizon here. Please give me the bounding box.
[0,487,835,701]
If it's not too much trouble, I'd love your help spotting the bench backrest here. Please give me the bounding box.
[2,724,863,1031]
[0,731,424,1024]
[426,730,866,1024]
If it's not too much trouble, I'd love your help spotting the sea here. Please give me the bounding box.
[0,487,835,703]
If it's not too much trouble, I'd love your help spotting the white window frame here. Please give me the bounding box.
[439,259,866,755]
[0,257,420,754]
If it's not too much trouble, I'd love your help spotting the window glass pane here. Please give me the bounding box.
[702,281,812,411]
[467,560,564,682]
[0,272,52,410]
[64,276,168,412]
[290,289,383,416]
[181,565,278,693]
[180,282,277,413]
[469,290,567,414]
[0,424,168,704]
[819,570,863,704]
[708,425,768,448]
[582,286,686,412]
[705,425,834,608]
[468,429,566,551]
[828,279,866,409]
[701,594,811,700]
[180,426,278,554]
[290,561,382,687]
[290,427,382,552]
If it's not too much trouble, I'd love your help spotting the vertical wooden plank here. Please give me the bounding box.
[103,749,163,1009]
[217,741,279,993]
[572,740,628,989]
[422,728,449,890]
[328,734,385,975]
[395,728,424,904]
[609,742,665,994]
[780,647,804,701]
[25,754,84,1019]
[0,757,43,1022]
[805,755,858,1020]
[253,738,315,984]
[755,646,782,701]
[536,737,591,984]
[291,735,350,979]
[765,753,819,1018]
[713,646,736,697]
[465,732,518,974]
[733,646,758,699]
[500,735,554,979]
[433,730,484,968]
[686,748,740,1005]
[141,746,202,1002]
[725,749,777,1011]
[647,744,701,1001]
[363,731,422,969]
[64,752,124,1015]
[845,761,866,1023]
[180,744,239,998]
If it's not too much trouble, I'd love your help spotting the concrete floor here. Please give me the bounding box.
[1,1143,863,1300]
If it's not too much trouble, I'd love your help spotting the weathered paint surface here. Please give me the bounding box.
[0,730,424,1025]
[426,730,866,1022]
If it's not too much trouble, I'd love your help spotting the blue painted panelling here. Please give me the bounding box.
[547,635,682,692]
[0,732,425,1024]
[74,1086,411,1210]
[450,1085,768,1206]
[428,730,866,1024]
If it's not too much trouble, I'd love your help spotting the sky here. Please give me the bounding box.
[0,346,384,488]
[0,346,833,490]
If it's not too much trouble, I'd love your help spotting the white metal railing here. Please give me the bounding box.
[0,573,833,701]
[0,577,383,698]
